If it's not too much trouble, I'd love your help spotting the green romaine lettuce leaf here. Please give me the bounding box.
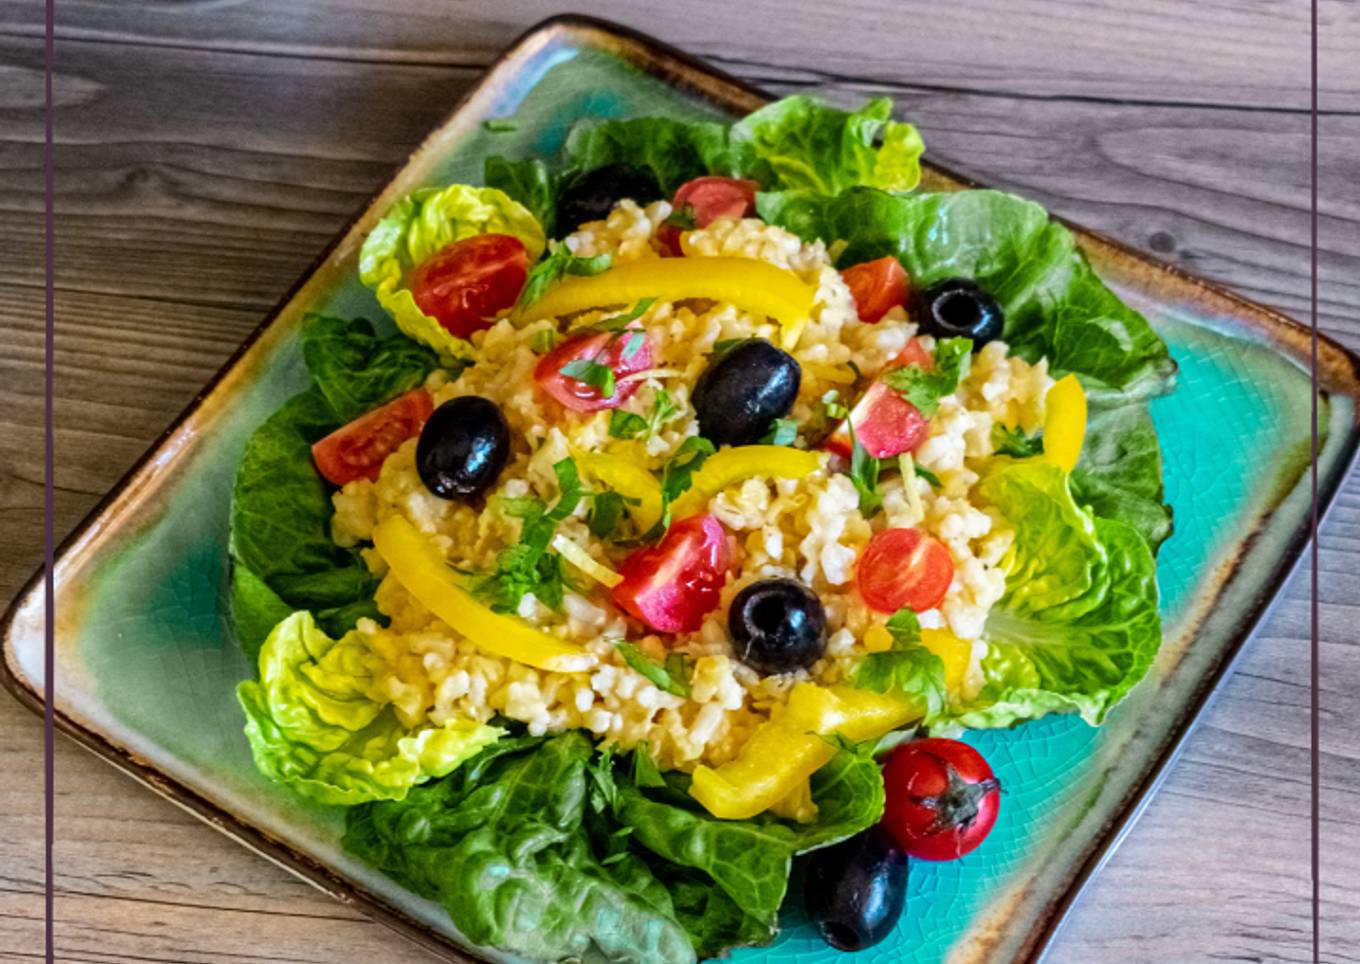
[963,461,1162,727]
[228,314,437,660]
[1071,401,1174,553]
[483,155,560,237]
[358,184,546,361]
[237,611,504,806]
[564,115,738,195]
[757,186,1177,400]
[731,95,924,194]
[342,733,885,962]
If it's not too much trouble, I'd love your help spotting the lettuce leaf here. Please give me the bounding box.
[962,461,1162,727]
[731,95,924,194]
[757,186,1177,400]
[1071,401,1174,553]
[343,733,885,961]
[358,184,546,361]
[487,96,925,239]
[237,612,504,806]
[228,314,437,660]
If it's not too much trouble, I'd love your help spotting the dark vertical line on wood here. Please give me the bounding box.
[43,0,56,962]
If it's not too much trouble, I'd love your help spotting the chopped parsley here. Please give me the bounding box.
[881,337,973,417]
[855,608,947,722]
[914,464,943,489]
[709,338,749,358]
[632,436,717,542]
[482,118,518,132]
[516,247,613,309]
[529,328,560,355]
[665,204,698,230]
[993,423,1044,458]
[820,389,849,420]
[472,458,584,613]
[847,422,882,516]
[558,358,616,398]
[759,418,800,447]
[616,642,692,698]
[587,491,629,540]
[608,389,680,441]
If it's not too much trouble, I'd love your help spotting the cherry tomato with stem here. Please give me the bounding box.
[533,325,653,413]
[880,738,1001,861]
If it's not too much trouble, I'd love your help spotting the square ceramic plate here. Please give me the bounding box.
[5,14,1358,964]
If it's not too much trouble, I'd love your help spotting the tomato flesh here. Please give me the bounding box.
[856,527,954,613]
[880,738,1000,861]
[826,339,933,459]
[841,256,911,323]
[611,515,730,633]
[657,176,759,256]
[534,325,654,413]
[411,233,529,338]
[312,389,434,486]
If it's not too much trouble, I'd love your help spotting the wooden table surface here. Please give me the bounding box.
[2,2,1359,961]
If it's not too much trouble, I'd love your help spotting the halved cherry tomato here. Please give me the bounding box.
[411,233,529,338]
[826,339,933,459]
[856,527,954,613]
[841,257,911,323]
[880,738,1000,862]
[611,514,730,633]
[533,325,653,413]
[657,176,760,256]
[312,389,433,486]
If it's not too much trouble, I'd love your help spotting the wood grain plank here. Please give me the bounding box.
[2,0,1357,112]
[1,6,1358,964]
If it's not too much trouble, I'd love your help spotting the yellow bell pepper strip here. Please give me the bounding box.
[688,682,916,820]
[670,445,822,520]
[516,257,817,350]
[575,452,664,531]
[371,515,595,673]
[1042,374,1087,472]
[920,627,973,698]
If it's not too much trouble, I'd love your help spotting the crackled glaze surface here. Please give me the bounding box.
[4,20,1357,964]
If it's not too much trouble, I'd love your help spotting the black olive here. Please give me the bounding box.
[416,396,510,499]
[729,578,826,675]
[915,278,1004,346]
[804,828,909,951]
[555,164,663,236]
[693,340,801,447]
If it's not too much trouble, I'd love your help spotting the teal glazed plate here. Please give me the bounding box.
[4,15,1358,964]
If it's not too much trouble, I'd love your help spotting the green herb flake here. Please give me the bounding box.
[588,297,656,333]
[710,338,749,358]
[880,337,973,417]
[517,248,613,309]
[993,423,1044,458]
[529,328,560,355]
[559,359,616,398]
[609,410,649,440]
[588,491,628,540]
[847,423,882,516]
[482,118,519,132]
[855,608,945,722]
[616,641,692,697]
[665,204,699,230]
[914,465,943,489]
[759,418,800,447]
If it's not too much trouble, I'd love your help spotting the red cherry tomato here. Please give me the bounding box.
[410,233,529,338]
[841,257,911,323]
[656,176,760,256]
[825,339,934,459]
[611,515,730,633]
[880,738,1001,861]
[856,527,954,613]
[311,389,434,486]
[534,325,654,413]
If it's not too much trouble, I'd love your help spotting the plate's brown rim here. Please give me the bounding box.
[3,11,1356,964]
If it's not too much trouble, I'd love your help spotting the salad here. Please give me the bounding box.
[228,96,1174,962]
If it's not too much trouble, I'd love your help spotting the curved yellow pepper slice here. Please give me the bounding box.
[576,452,664,531]
[689,683,917,820]
[517,257,817,350]
[671,446,822,519]
[371,516,594,673]
[1042,374,1087,472]
[920,627,973,698]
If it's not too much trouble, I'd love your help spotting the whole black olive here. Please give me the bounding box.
[416,396,510,499]
[555,164,663,236]
[804,828,909,952]
[693,340,801,447]
[915,278,1004,346]
[729,578,826,675]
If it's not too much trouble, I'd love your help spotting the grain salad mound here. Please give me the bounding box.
[326,202,1053,771]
